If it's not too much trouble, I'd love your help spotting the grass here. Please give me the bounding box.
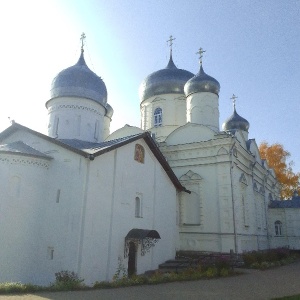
[272,295,300,300]
[0,265,236,294]
[0,250,298,295]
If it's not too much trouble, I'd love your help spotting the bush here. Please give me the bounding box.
[93,281,112,289]
[0,282,39,294]
[206,267,218,278]
[242,248,297,270]
[220,268,229,277]
[52,270,84,290]
[215,256,231,271]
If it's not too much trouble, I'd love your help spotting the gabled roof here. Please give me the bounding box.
[0,123,187,192]
[0,123,88,157]
[59,134,143,155]
[269,196,300,208]
[0,141,52,160]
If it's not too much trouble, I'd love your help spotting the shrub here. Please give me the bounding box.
[206,267,218,278]
[0,282,39,294]
[53,270,84,290]
[93,281,112,289]
[243,248,297,270]
[220,268,229,277]
[215,256,231,271]
[113,256,128,281]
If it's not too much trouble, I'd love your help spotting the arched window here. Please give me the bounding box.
[275,220,282,236]
[154,107,162,127]
[135,197,142,218]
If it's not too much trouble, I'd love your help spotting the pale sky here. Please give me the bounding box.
[0,0,299,171]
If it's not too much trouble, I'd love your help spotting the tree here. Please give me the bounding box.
[259,142,300,199]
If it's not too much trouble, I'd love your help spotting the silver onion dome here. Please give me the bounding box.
[184,64,220,97]
[50,50,107,106]
[222,108,250,132]
[139,55,194,103]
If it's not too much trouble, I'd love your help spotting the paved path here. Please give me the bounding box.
[1,261,300,300]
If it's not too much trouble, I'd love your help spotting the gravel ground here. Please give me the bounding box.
[1,261,300,300]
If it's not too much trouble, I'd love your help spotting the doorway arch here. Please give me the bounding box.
[127,241,136,276]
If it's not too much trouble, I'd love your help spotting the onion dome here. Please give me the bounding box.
[50,50,107,106]
[105,103,114,118]
[222,107,250,132]
[184,64,220,97]
[139,54,194,103]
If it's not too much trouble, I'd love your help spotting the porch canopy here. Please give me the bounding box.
[125,229,161,257]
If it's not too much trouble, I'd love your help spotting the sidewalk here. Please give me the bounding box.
[1,261,300,300]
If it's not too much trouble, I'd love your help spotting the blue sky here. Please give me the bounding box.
[0,0,299,171]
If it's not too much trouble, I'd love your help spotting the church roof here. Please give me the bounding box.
[0,123,187,192]
[58,135,144,155]
[48,50,107,107]
[269,196,300,208]
[0,141,52,159]
[0,123,88,157]
[184,64,220,96]
[222,107,250,132]
[139,54,194,103]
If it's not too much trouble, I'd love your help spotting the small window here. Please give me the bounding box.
[53,116,59,136]
[154,107,162,127]
[56,189,61,203]
[94,120,99,140]
[275,221,282,236]
[134,144,145,164]
[135,197,142,218]
[47,247,54,260]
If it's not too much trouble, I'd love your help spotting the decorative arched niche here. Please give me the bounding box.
[179,170,203,225]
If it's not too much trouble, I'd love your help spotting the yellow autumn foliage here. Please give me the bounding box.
[259,142,299,199]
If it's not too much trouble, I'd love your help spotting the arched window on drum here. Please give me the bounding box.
[154,107,162,127]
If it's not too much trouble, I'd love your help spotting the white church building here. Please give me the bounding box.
[0,36,299,286]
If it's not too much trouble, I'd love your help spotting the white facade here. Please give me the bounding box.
[0,41,299,287]
[0,125,179,286]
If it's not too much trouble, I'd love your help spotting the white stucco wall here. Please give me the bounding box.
[0,130,89,285]
[141,94,187,142]
[186,92,219,131]
[268,208,300,250]
[46,97,106,142]
[79,139,177,284]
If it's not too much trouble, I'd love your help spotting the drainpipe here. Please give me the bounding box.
[251,161,260,251]
[263,172,271,250]
[229,141,238,254]
[77,156,91,276]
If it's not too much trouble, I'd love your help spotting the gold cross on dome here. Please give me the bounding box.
[196,47,206,65]
[230,94,238,109]
[80,32,86,52]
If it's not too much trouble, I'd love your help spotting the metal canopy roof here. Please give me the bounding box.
[125,229,161,240]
